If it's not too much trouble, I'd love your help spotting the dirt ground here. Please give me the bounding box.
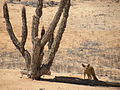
[0,69,120,90]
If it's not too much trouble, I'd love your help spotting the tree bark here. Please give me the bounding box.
[40,26,45,40]
[47,0,71,68]
[31,0,43,44]
[21,7,31,70]
[48,33,54,50]
[31,0,44,79]
[40,0,67,47]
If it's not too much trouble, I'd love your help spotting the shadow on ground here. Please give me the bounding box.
[39,76,120,87]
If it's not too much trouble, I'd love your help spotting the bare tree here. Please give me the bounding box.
[3,0,71,80]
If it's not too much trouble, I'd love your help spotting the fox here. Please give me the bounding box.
[82,64,98,81]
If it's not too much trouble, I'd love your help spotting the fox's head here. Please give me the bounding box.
[82,64,90,70]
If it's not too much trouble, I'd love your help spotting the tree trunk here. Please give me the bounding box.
[30,0,44,80]
[30,0,70,80]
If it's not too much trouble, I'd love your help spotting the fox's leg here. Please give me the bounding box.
[20,74,23,78]
[87,74,89,79]
[93,75,98,81]
[91,68,98,81]
[87,74,92,80]
[89,75,92,80]
[84,73,86,79]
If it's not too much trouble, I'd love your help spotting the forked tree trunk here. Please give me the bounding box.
[3,4,31,71]
[3,0,71,80]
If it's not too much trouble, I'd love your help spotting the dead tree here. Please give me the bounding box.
[48,33,54,49]
[3,0,71,80]
[40,26,45,40]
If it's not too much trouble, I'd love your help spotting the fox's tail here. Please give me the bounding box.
[93,75,98,81]
[92,68,98,81]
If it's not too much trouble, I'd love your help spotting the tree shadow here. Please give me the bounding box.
[39,76,120,87]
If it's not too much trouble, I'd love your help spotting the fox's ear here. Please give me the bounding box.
[87,64,90,67]
[82,64,86,67]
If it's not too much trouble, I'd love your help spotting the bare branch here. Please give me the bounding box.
[21,6,28,51]
[40,26,45,40]
[40,0,67,47]
[3,2,21,50]
[21,7,31,69]
[47,0,71,68]
[31,0,43,44]
[31,16,39,44]
[36,0,43,17]
[48,33,54,49]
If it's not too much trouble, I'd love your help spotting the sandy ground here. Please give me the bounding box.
[0,69,120,90]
